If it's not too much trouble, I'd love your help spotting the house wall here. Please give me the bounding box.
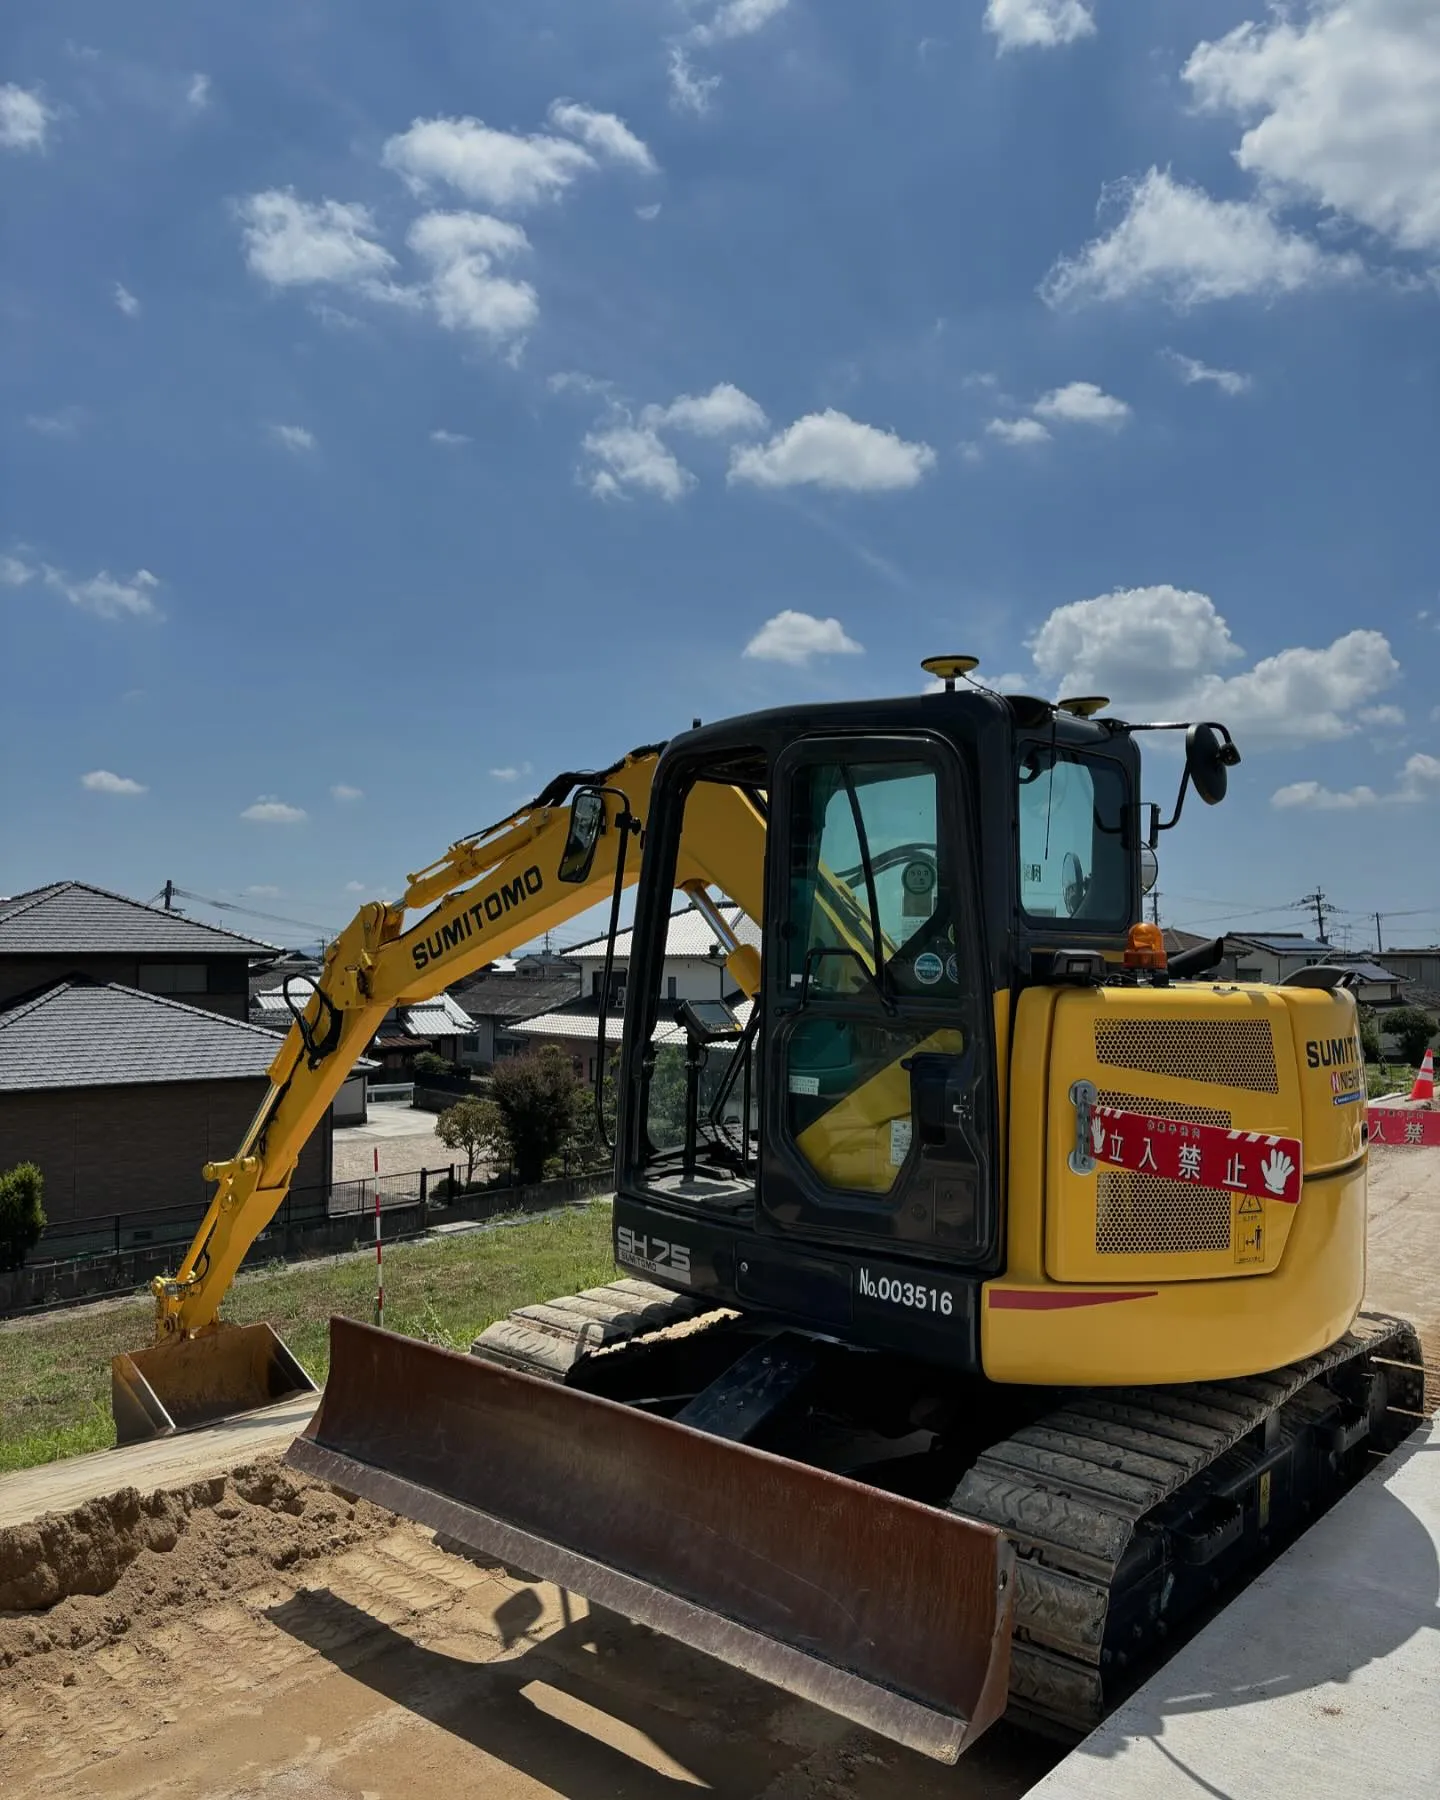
[457,1017,497,1069]
[0,955,253,1020]
[0,1078,330,1228]
[1379,949,1440,991]
[575,953,742,1008]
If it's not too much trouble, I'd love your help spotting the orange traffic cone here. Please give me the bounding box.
[1411,1048,1435,1104]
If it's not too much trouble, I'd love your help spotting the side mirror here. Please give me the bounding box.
[1185,722,1241,806]
[1140,844,1159,895]
[558,788,606,884]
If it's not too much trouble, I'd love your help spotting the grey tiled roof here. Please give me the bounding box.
[0,981,290,1091]
[0,882,274,957]
[564,903,760,963]
[449,970,581,1022]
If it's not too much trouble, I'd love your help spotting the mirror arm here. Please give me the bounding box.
[1155,768,1192,835]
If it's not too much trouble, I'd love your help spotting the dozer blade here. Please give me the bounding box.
[112,1322,318,1445]
[287,1317,1015,1762]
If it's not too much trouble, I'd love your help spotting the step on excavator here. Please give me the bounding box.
[112,662,1425,1761]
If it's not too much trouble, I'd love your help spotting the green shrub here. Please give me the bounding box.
[1382,1007,1437,1069]
[0,1163,46,1272]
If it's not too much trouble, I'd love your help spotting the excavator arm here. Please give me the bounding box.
[112,748,766,1437]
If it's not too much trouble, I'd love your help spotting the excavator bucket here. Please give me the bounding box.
[112,1322,318,1445]
[287,1318,1015,1762]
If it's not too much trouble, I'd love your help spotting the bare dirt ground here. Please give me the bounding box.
[1,1145,1436,1800]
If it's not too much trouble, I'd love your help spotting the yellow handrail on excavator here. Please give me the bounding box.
[112,749,767,1441]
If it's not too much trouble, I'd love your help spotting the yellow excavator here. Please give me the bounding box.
[112,662,1424,1762]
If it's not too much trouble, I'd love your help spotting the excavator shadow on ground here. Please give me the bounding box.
[265,1583,1059,1800]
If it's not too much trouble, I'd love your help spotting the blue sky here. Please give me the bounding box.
[3,0,1438,954]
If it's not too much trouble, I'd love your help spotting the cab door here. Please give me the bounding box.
[760,735,995,1262]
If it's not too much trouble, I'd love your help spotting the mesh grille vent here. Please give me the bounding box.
[1093,1090,1234,1256]
[1094,1019,1278,1093]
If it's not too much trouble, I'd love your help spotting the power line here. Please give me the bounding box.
[166,883,339,940]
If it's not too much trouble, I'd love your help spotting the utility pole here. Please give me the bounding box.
[163,879,174,913]
[1375,911,1384,955]
[1298,888,1331,943]
[1149,888,1162,927]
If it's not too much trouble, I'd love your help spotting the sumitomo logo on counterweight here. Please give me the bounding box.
[411,865,543,970]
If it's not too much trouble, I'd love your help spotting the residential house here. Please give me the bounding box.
[252,974,474,1077]
[0,882,274,1020]
[0,980,329,1245]
[448,966,582,1068]
[1217,934,1334,986]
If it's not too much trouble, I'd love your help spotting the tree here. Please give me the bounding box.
[0,1163,46,1272]
[435,1096,503,1188]
[490,1047,585,1185]
[1383,1006,1437,1069]
[412,1050,450,1079]
[1359,1007,1383,1063]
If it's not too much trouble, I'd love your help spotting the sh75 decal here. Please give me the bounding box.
[617,1226,691,1280]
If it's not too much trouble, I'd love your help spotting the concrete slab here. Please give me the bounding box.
[0,1393,318,1527]
[1030,1415,1440,1800]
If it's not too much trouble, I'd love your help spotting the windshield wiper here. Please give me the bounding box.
[840,768,893,1010]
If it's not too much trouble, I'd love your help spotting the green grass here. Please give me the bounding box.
[0,1203,616,1475]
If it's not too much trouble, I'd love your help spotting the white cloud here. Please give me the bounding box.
[692,0,790,46]
[986,416,1052,446]
[1032,380,1131,427]
[1360,704,1406,728]
[382,115,594,211]
[113,282,140,318]
[668,47,720,114]
[489,762,533,782]
[743,610,864,666]
[271,423,316,453]
[1162,349,1252,395]
[25,407,84,438]
[583,423,694,501]
[0,84,54,151]
[1184,0,1440,258]
[984,1,1096,53]
[636,201,662,221]
[430,428,470,446]
[1026,584,1399,744]
[243,797,307,824]
[344,880,367,893]
[1,554,35,587]
[407,210,537,346]
[546,100,657,173]
[237,190,397,290]
[81,769,147,796]
[1273,752,1440,810]
[1042,167,1363,308]
[642,382,767,437]
[330,783,364,802]
[42,564,161,621]
[185,72,211,111]
[729,410,935,492]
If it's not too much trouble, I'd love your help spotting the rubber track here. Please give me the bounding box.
[950,1311,1427,1736]
[469,1278,709,1379]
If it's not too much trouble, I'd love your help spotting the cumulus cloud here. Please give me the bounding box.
[668,47,720,114]
[1162,349,1252,395]
[271,423,316,453]
[691,0,791,46]
[1184,0,1440,259]
[984,1,1096,53]
[0,84,54,151]
[0,554,34,588]
[1273,753,1440,810]
[429,428,470,446]
[330,783,363,802]
[382,115,595,211]
[1359,704,1406,728]
[81,769,147,796]
[729,410,935,492]
[1042,168,1363,309]
[237,190,397,290]
[406,210,537,347]
[40,564,161,621]
[642,382,767,437]
[583,423,694,501]
[986,416,1051,447]
[25,408,85,438]
[242,797,307,824]
[489,762,534,782]
[113,282,141,318]
[1025,584,1399,744]
[1032,381,1131,426]
[546,100,657,173]
[743,610,863,665]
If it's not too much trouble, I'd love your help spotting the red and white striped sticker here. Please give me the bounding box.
[1089,1106,1302,1205]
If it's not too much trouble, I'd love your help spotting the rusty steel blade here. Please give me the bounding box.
[286,1317,1014,1761]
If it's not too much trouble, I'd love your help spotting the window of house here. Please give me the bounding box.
[666,975,677,1002]
[1237,966,1263,982]
[137,962,208,995]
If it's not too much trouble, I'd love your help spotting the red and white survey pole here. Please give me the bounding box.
[373,1145,383,1328]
